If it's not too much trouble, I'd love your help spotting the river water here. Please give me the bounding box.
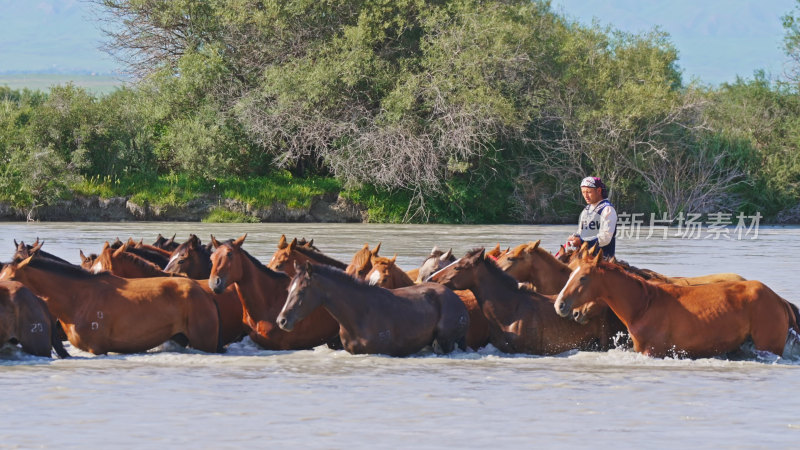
[0,222,798,448]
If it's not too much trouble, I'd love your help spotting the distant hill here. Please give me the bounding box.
[0,73,129,96]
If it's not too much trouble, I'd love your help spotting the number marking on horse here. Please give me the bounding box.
[30,322,43,333]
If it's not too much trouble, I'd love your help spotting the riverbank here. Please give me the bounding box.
[0,193,367,223]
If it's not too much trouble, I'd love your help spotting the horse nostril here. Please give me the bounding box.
[278,317,287,327]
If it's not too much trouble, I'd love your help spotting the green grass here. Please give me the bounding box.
[73,171,342,209]
[202,208,261,223]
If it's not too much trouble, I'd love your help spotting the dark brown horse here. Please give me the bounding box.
[0,280,69,358]
[209,234,340,350]
[345,242,381,279]
[0,255,223,354]
[554,249,800,359]
[366,254,490,351]
[88,242,246,347]
[152,233,179,252]
[429,248,625,355]
[163,234,213,279]
[13,239,69,264]
[277,263,469,356]
[267,235,348,277]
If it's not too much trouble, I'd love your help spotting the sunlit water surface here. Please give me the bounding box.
[0,222,798,448]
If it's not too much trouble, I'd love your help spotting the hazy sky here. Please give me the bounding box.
[0,0,797,84]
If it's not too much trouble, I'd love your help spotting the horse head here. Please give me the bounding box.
[416,247,455,283]
[554,247,604,318]
[208,234,247,294]
[345,242,380,279]
[277,262,324,332]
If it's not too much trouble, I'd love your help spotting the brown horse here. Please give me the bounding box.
[429,248,625,355]
[163,234,213,279]
[79,250,97,270]
[0,280,69,358]
[0,255,223,354]
[345,242,381,279]
[267,235,348,277]
[554,249,800,359]
[90,242,181,278]
[209,234,340,350]
[89,242,246,346]
[366,253,490,351]
[277,263,469,356]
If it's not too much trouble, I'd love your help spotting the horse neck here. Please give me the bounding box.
[310,272,371,331]
[590,265,652,327]
[532,251,572,287]
[235,253,290,319]
[469,261,538,323]
[117,254,167,277]
[389,266,414,288]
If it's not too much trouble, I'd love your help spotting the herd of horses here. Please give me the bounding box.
[1,232,799,361]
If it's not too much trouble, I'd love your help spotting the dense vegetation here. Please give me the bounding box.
[1,0,799,223]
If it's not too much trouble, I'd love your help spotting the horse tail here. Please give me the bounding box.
[788,301,800,333]
[50,319,70,358]
[211,295,226,354]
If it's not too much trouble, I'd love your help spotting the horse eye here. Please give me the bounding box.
[579,276,587,283]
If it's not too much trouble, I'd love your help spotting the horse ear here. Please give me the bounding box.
[511,244,524,258]
[233,234,247,248]
[13,239,18,247]
[306,238,314,247]
[289,238,297,250]
[592,249,603,265]
[372,242,381,256]
[113,244,126,257]
[30,239,43,254]
[79,249,87,261]
[210,235,221,249]
[278,234,288,249]
[609,256,617,264]
[431,245,440,254]
[442,248,453,260]
[531,240,541,251]
[492,243,500,253]
[305,261,313,275]
[102,241,110,251]
[390,254,397,264]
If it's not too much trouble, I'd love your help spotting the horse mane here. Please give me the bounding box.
[308,263,383,293]
[350,249,371,270]
[293,245,348,270]
[596,259,656,295]
[609,258,670,283]
[23,255,115,281]
[224,241,288,281]
[479,251,527,292]
[114,250,167,273]
[532,244,568,268]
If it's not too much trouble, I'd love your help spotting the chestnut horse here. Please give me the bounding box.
[277,263,469,356]
[267,235,348,277]
[164,234,214,279]
[429,248,625,355]
[0,280,69,358]
[90,242,246,346]
[345,242,381,279]
[554,250,800,359]
[366,254,490,350]
[209,234,340,350]
[0,255,223,354]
